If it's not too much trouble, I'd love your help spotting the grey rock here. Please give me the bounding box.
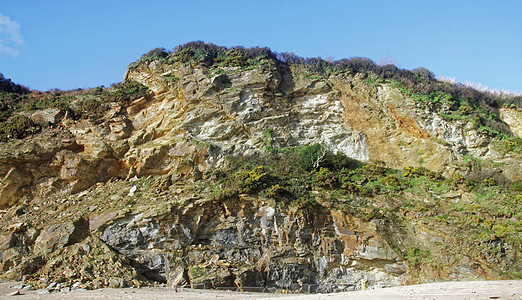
[30,109,65,126]
[108,277,125,288]
[167,265,186,287]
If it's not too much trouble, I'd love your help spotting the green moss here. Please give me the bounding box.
[164,75,179,82]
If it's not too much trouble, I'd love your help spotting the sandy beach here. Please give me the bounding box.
[1,280,520,299]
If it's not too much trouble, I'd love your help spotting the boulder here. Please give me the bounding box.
[0,167,31,208]
[30,109,65,126]
[166,265,187,287]
[34,217,89,255]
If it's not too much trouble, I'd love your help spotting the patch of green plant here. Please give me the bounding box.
[68,81,149,122]
[406,247,432,267]
[365,73,382,86]
[236,166,268,193]
[311,167,337,188]
[451,173,474,190]
[164,75,179,83]
[265,184,283,198]
[362,162,388,176]
[401,174,451,198]
[188,265,205,277]
[383,174,401,186]
[362,209,385,221]
[138,48,169,62]
[218,47,248,67]
[403,166,442,180]
[305,74,322,80]
[210,186,237,201]
[483,177,497,187]
[108,80,149,102]
[192,139,212,150]
[242,57,268,71]
[492,136,522,154]
[297,143,327,171]
[262,128,278,153]
[393,82,453,105]
[360,180,384,196]
[0,114,38,139]
[76,98,108,121]
[341,181,362,194]
[435,214,449,223]
[172,47,210,65]
[289,196,319,208]
[492,223,510,238]
[323,152,366,171]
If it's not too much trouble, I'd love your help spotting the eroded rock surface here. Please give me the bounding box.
[0,53,519,291]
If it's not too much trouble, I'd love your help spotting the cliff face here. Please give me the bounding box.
[0,50,520,292]
[124,59,521,177]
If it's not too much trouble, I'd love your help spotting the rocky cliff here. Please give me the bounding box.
[0,43,520,292]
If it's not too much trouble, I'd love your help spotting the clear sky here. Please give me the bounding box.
[1,0,521,94]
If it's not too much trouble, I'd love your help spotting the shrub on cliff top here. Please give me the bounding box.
[412,67,436,83]
[139,41,520,113]
[140,47,169,61]
[218,47,248,67]
[171,42,276,67]
[0,73,30,94]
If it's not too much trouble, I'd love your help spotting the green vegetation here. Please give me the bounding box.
[236,166,268,193]
[311,167,337,188]
[0,78,149,140]
[262,128,277,154]
[406,247,432,267]
[207,145,521,275]
[388,79,521,153]
[164,75,179,83]
[297,143,326,171]
[188,265,205,277]
[132,41,275,71]
[265,184,283,198]
[0,114,37,139]
[365,73,383,86]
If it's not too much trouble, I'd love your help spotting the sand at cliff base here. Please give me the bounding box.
[1,280,521,299]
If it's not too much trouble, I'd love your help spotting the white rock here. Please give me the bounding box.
[129,185,138,196]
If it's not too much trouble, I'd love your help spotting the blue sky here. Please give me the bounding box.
[1,0,521,94]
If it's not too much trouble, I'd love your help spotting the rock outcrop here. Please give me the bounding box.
[0,47,520,292]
